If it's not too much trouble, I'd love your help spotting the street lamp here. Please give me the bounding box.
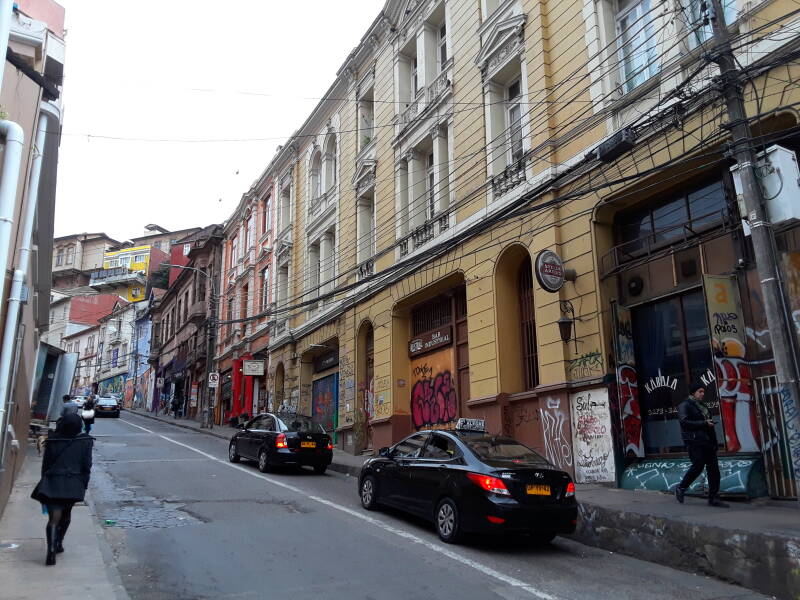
[160,263,219,429]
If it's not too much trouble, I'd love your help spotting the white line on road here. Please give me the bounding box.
[118,417,560,600]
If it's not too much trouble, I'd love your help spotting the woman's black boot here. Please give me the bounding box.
[45,524,57,565]
[55,523,66,553]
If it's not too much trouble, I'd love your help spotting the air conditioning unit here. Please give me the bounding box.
[591,128,635,163]
[730,145,800,234]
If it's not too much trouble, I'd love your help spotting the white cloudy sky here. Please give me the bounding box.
[54,1,385,241]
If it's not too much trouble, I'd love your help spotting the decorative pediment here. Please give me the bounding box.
[475,14,527,80]
[352,159,377,195]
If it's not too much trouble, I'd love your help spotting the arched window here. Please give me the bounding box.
[310,150,322,200]
[517,256,538,390]
[323,135,336,191]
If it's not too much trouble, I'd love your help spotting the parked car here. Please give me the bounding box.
[358,418,577,544]
[228,413,333,474]
[95,397,120,418]
[72,396,88,408]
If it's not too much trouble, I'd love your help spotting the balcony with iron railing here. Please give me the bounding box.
[399,59,454,134]
[491,156,527,197]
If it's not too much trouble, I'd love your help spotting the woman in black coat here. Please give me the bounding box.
[31,413,93,565]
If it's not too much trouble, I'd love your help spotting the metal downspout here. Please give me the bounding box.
[0,112,46,467]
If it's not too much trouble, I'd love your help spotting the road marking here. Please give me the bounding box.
[118,416,560,600]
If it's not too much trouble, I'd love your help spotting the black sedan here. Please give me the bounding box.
[228,413,333,474]
[95,397,120,418]
[358,419,577,544]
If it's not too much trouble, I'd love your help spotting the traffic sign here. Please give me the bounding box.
[208,372,220,388]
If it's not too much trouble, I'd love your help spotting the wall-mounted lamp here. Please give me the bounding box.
[558,300,582,352]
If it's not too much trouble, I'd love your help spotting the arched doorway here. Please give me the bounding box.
[273,362,285,411]
[355,321,375,453]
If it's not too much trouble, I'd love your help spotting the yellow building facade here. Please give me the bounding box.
[100,245,151,302]
[242,0,800,495]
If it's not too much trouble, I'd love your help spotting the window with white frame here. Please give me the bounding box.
[507,79,524,164]
[108,259,120,268]
[358,87,375,151]
[690,0,737,46]
[263,195,272,235]
[616,0,659,93]
[55,248,64,266]
[261,267,270,310]
[247,213,255,249]
[411,57,419,96]
[120,256,131,267]
[438,22,447,70]
[134,254,147,263]
[65,245,75,265]
[231,235,239,264]
[183,244,191,256]
[310,150,322,200]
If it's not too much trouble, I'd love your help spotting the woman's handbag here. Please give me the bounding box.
[81,408,95,420]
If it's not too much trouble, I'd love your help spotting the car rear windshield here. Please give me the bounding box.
[98,399,117,406]
[276,416,326,434]
[464,437,550,466]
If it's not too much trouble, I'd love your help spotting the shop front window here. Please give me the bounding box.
[632,290,722,454]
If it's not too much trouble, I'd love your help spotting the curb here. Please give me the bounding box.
[126,410,364,478]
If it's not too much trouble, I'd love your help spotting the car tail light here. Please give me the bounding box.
[467,472,510,496]
[326,441,333,450]
[565,482,575,498]
[486,516,505,524]
[276,434,288,449]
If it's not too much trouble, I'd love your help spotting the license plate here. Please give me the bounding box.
[301,441,316,448]
[526,484,550,496]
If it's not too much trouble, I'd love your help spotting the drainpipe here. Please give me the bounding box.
[0,0,15,94]
[0,120,24,301]
[0,111,46,463]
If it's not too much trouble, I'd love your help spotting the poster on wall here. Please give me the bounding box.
[190,383,199,408]
[703,274,760,453]
[410,347,458,430]
[312,373,339,433]
[570,388,616,483]
[611,303,644,457]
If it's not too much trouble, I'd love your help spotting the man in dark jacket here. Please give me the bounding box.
[675,383,728,507]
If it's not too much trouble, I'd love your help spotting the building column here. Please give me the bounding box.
[396,160,409,240]
[320,231,335,297]
[308,244,320,300]
[431,125,450,217]
[407,150,426,231]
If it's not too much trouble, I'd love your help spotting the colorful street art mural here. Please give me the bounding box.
[612,304,644,457]
[570,388,616,483]
[704,275,760,453]
[539,395,573,473]
[312,373,338,433]
[410,347,457,429]
[98,374,125,397]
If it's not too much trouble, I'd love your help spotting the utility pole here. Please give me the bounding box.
[709,0,800,499]
[203,289,217,429]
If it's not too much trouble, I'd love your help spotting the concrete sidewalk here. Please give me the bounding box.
[129,408,799,598]
[0,447,129,600]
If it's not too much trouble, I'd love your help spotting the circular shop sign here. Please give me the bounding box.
[535,249,565,293]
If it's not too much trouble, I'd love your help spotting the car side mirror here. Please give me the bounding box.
[238,423,246,430]
[379,446,391,458]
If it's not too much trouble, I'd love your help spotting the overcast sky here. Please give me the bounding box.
[54,1,385,242]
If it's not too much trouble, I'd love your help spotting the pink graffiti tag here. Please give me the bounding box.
[617,364,644,457]
[411,371,457,429]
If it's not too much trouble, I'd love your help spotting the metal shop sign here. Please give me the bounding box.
[535,249,565,293]
[242,360,265,376]
[409,326,452,357]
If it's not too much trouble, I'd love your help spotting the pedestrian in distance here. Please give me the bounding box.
[171,396,180,419]
[30,413,93,566]
[81,395,96,434]
[60,394,80,418]
[675,383,729,507]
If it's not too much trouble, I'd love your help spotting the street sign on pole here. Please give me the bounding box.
[208,372,220,388]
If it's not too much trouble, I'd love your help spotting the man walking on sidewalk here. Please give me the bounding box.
[675,383,728,507]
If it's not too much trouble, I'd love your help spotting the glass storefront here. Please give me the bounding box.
[632,290,724,454]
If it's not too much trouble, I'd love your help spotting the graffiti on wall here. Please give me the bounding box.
[311,374,338,432]
[703,275,760,453]
[539,396,573,472]
[567,351,603,379]
[570,388,616,483]
[410,347,457,429]
[621,457,765,495]
[612,304,644,457]
[98,374,125,397]
[374,376,391,419]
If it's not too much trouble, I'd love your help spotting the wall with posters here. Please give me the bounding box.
[570,388,616,483]
[312,373,338,433]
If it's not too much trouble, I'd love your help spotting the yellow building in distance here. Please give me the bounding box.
[95,245,152,302]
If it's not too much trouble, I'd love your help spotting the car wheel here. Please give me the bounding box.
[435,498,463,544]
[313,464,327,475]
[257,449,271,473]
[530,531,557,545]
[228,441,240,463]
[360,475,379,510]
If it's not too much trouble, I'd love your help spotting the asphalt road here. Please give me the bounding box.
[88,412,769,600]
